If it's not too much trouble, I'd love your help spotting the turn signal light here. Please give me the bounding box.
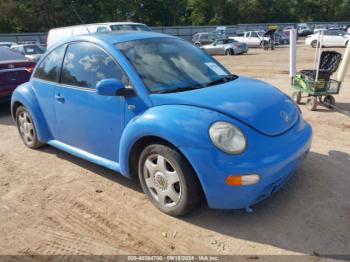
[225,174,260,186]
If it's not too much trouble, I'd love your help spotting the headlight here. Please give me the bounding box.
[209,121,246,154]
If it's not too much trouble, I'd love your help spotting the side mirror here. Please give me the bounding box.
[96,79,135,97]
[95,78,124,96]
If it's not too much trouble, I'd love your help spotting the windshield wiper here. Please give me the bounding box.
[205,74,238,87]
[154,84,204,94]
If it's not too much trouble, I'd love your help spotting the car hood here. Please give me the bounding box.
[149,76,299,136]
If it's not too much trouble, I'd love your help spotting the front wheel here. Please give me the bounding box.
[225,49,233,56]
[138,144,202,216]
[16,106,43,149]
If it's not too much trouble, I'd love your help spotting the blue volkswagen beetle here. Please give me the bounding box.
[11,32,312,216]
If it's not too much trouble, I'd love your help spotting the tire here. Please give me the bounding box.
[306,97,318,111]
[346,41,349,47]
[292,91,302,104]
[15,106,43,149]
[225,49,233,56]
[311,40,318,48]
[138,143,202,216]
[323,95,335,108]
[194,42,201,47]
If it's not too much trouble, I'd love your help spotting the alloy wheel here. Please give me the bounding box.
[143,154,181,208]
[18,111,35,145]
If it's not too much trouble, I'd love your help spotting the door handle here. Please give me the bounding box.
[55,93,65,103]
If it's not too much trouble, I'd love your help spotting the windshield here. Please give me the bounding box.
[111,24,151,32]
[223,39,237,44]
[23,45,45,54]
[116,38,232,93]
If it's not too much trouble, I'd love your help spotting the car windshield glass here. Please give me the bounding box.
[116,38,233,93]
[23,45,45,54]
[224,39,236,44]
[110,24,151,32]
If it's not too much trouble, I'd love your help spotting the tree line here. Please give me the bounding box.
[0,0,349,33]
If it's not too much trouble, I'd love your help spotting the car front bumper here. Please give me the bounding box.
[179,118,312,209]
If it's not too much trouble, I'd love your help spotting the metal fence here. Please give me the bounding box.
[1,21,349,43]
[0,32,47,44]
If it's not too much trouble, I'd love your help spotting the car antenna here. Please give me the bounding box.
[71,0,91,34]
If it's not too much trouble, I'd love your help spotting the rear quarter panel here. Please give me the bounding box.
[11,82,52,142]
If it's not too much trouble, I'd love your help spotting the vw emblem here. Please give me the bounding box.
[280,111,290,123]
[8,64,14,69]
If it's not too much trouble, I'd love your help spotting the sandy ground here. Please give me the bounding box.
[0,44,349,258]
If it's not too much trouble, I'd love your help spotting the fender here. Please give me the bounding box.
[118,104,223,176]
[11,83,52,142]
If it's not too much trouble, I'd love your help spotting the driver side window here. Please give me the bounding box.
[60,42,128,89]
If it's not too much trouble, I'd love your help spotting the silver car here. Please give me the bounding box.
[200,39,248,56]
[10,44,46,62]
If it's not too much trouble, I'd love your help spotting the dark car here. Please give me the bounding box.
[0,47,35,101]
[192,32,217,46]
[275,31,290,45]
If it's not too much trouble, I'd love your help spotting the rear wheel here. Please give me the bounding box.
[16,106,43,149]
[225,49,233,56]
[138,144,202,216]
[311,40,318,48]
[306,97,318,111]
[323,95,335,108]
[292,91,302,104]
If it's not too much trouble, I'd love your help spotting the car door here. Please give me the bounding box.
[212,40,224,55]
[245,32,254,46]
[320,30,332,46]
[200,34,210,45]
[31,44,67,139]
[250,32,260,45]
[332,31,346,46]
[54,42,129,162]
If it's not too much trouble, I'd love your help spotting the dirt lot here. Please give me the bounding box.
[0,44,349,258]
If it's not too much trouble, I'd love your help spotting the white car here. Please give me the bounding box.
[229,31,269,47]
[47,22,151,47]
[305,30,350,48]
[0,42,16,48]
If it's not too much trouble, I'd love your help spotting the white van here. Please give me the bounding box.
[47,22,151,47]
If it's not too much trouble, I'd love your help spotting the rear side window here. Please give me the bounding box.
[97,27,108,33]
[61,42,127,89]
[34,44,66,82]
[201,34,208,40]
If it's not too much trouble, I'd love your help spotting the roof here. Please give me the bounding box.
[51,22,147,31]
[70,31,175,45]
